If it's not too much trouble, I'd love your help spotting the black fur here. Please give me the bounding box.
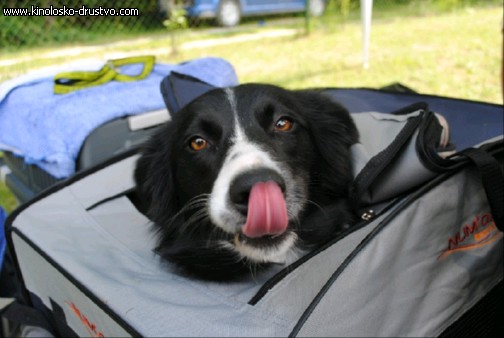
[135,84,359,281]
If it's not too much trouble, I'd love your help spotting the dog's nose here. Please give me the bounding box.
[229,168,286,214]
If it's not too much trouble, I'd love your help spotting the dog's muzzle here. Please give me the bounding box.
[229,168,289,238]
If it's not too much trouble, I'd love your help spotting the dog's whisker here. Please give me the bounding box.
[306,199,327,216]
[180,199,209,211]
[289,216,302,232]
[165,195,210,227]
[182,209,208,226]
[179,210,210,235]
[206,227,229,248]
[247,262,259,282]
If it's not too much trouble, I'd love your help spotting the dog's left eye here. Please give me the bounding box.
[189,137,208,151]
[274,117,294,132]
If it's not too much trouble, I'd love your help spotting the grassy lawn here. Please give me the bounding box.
[169,5,502,103]
[1,3,502,102]
[0,2,503,214]
[0,153,17,213]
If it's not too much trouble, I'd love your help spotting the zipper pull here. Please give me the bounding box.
[361,209,376,221]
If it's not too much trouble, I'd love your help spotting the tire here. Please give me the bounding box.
[308,0,326,17]
[216,0,241,27]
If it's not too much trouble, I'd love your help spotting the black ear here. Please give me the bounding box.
[296,90,359,196]
[134,126,177,226]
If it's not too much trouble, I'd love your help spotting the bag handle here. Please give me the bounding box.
[461,147,503,232]
[349,113,424,209]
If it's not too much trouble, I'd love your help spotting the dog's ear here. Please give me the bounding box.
[296,90,359,196]
[134,126,177,225]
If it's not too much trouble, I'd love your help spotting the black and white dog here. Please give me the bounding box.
[135,84,359,281]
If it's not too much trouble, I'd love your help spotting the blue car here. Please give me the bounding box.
[185,0,327,27]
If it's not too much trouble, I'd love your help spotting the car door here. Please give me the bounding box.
[241,0,305,15]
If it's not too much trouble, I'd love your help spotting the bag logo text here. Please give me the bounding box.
[438,213,502,259]
[66,301,105,338]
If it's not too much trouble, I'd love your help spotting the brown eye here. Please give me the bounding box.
[189,137,208,151]
[274,117,294,132]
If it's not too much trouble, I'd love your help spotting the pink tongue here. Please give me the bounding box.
[242,181,289,238]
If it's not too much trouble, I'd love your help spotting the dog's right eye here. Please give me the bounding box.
[189,137,208,151]
[274,117,294,132]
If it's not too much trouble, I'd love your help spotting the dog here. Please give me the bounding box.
[134,84,359,281]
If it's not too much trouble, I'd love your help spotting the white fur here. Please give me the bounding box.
[209,88,282,232]
[219,232,302,264]
[208,88,309,263]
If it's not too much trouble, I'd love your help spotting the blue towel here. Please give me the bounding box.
[0,57,239,178]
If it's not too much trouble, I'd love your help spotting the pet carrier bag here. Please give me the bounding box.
[2,85,503,337]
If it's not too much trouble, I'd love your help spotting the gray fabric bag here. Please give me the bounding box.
[4,96,503,337]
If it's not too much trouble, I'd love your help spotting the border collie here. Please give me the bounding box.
[135,84,359,281]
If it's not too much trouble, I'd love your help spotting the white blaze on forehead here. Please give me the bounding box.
[224,87,245,142]
[225,88,238,121]
[209,88,282,233]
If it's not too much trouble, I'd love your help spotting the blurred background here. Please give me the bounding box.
[0,0,503,212]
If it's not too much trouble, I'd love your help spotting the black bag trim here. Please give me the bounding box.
[462,148,504,232]
[86,187,136,211]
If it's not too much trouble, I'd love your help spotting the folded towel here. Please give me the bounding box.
[0,57,239,178]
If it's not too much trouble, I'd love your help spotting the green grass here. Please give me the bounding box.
[0,153,17,213]
[0,184,17,213]
[0,2,503,214]
[1,2,502,102]
[167,5,502,103]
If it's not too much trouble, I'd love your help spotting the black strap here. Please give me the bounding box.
[389,101,427,115]
[379,82,418,94]
[1,301,55,335]
[462,148,503,232]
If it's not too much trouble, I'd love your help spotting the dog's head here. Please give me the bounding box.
[135,84,358,280]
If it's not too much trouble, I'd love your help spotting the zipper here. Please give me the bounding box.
[360,209,376,221]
